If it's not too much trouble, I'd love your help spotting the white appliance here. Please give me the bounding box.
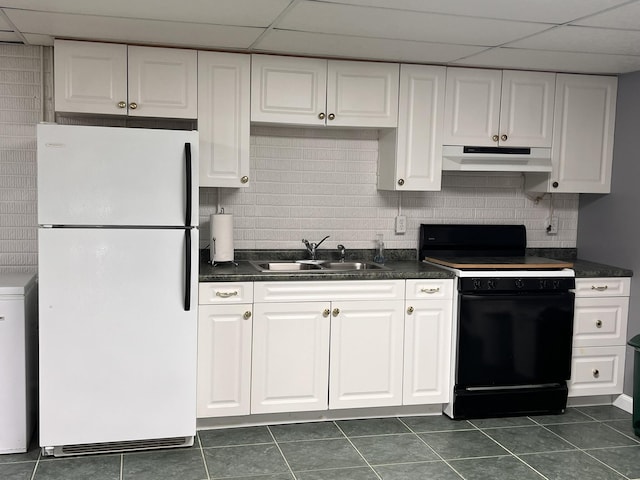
[37,124,199,457]
[0,273,37,454]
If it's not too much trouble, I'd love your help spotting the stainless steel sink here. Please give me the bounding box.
[249,260,388,273]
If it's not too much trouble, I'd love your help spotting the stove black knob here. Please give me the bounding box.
[473,279,483,290]
[539,279,548,289]
[514,279,524,289]
[553,279,561,289]
[487,279,497,290]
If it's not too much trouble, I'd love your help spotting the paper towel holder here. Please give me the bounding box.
[210,236,238,268]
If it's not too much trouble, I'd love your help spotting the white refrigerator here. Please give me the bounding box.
[37,124,199,457]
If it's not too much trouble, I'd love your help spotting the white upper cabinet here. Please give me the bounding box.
[378,64,446,191]
[54,40,197,118]
[527,74,617,194]
[54,40,127,116]
[444,67,555,148]
[198,52,251,188]
[251,54,399,128]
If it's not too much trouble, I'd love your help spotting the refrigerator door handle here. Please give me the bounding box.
[184,229,192,311]
[185,143,192,228]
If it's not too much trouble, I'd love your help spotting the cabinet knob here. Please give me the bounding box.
[129,102,138,110]
[117,101,126,109]
[596,319,603,328]
[318,112,325,120]
[243,311,252,320]
[501,134,508,141]
[332,308,340,317]
[328,113,335,120]
[407,306,414,315]
[241,176,249,184]
[492,135,499,142]
[592,368,600,378]
[323,309,330,317]
[552,181,559,188]
[397,178,405,186]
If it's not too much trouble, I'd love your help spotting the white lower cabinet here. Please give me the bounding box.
[568,277,630,397]
[197,278,455,419]
[251,302,331,414]
[329,300,405,409]
[403,280,453,405]
[197,283,253,418]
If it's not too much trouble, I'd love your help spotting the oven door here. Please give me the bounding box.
[457,291,574,387]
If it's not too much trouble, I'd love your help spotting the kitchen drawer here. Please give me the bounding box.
[199,282,253,305]
[405,279,453,300]
[573,296,629,347]
[254,280,404,303]
[574,277,630,297]
[568,345,625,397]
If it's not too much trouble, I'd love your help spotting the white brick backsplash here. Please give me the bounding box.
[206,127,579,250]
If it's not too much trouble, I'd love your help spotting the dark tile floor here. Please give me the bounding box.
[2,405,639,480]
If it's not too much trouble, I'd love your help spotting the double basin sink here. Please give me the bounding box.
[249,260,389,273]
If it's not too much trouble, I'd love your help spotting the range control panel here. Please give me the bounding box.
[459,276,576,293]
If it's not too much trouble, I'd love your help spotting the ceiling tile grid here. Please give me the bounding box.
[1,0,640,74]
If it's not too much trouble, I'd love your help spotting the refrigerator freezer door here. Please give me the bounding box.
[38,228,198,447]
[37,124,198,227]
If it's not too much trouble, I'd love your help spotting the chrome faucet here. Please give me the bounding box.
[302,236,330,260]
[337,244,346,262]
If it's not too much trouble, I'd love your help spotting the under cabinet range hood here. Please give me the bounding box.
[442,145,552,172]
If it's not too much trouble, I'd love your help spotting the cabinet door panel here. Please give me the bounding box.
[327,60,399,128]
[197,304,252,417]
[443,68,501,146]
[569,346,625,397]
[54,40,127,115]
[198,52,250,187]
[251,302,330,414]
[500,71,555,148]
[329,300,404,409]
[403,299,452,405]
[251,55,327,125]
[550,74,617,193]
[128,46,197,118]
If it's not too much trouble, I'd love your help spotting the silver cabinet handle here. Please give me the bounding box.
[318,112,325,120]
[328,113,335,120]
[129,102,138,110]
[421,287,440,294]
[117,101,126,109]
[241,176,249,184]
[323,309,330,317]
[596,320,603,328]
[243,311,252,320]
[216,291,239,298]
[500,134,508,141]
[591,285,608,291]
[332,308,340,317]
[492,135,499,142]
[592,368,600,378]
[407,306,414,315]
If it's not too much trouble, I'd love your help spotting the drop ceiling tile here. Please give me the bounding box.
[4,9,265,49]
[507,25,640,55]
[0,0,291,27]
[254,29,487,63]
[279,2,552,46]
[316,0,629,23]
[0,31,21,42]
[454,47,640,74]
[573,0,640,29]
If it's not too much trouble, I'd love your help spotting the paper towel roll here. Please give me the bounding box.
[210,213,234,263]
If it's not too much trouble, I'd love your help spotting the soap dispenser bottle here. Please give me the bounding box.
[373,233,385,264]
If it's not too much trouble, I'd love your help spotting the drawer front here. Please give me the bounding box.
[199,282,254,304]
[405,279,453,300]
[254,280,404,303]
[573,297,629,347]
[568,345,625,397]
[574,277,630,297]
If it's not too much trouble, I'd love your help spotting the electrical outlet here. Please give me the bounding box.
[545,216,559,235]
[395,215,407,234]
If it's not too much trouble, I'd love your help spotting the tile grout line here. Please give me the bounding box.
[196,433,212,480]
[397,416,466,480]
[266,425,299,480]
[331,420,383,480]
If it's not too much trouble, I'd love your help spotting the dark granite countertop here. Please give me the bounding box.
[198,249,632,282]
